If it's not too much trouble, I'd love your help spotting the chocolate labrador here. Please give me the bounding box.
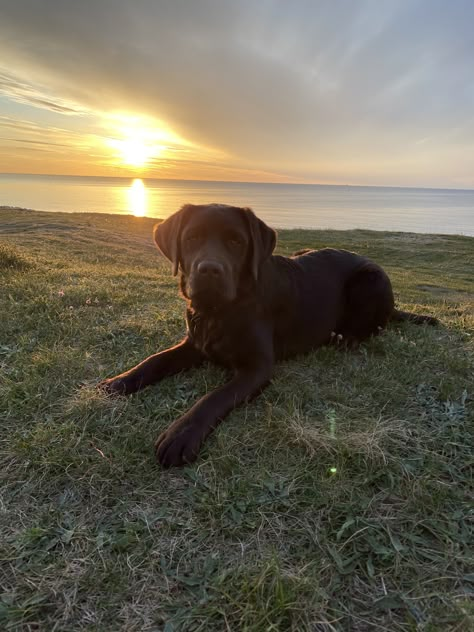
[99,204,437,467]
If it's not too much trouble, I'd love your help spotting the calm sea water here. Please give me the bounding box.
[1,173,473,236]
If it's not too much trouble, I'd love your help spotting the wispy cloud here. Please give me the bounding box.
[0,70,87,115]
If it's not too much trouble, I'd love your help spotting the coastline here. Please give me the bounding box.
[1,205,474,241]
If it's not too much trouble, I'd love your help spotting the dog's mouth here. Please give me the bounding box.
[187,278,235,311]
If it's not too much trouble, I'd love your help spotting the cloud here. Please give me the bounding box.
[1,137,71,147]
[0,0,473,185]
[0,70,87,114]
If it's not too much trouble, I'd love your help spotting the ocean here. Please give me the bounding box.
[1,173,473,236]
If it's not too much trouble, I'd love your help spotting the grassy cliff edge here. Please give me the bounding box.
[1,208,473,631]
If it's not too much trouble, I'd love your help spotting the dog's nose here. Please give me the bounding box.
[197,261,224,278]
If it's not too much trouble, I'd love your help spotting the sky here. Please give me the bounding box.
[0,0,473,187]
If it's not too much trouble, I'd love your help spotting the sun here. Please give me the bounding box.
[118,137,155,168]
[106,116,170,168]
[109,127,164,168]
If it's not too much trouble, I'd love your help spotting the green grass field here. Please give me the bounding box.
[1,207,473,631]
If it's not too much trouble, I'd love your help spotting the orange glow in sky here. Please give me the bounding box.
[1,2,474,188]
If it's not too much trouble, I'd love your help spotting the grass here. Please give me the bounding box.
[0,207,473,631]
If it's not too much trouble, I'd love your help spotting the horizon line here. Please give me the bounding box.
[1,171,474,193]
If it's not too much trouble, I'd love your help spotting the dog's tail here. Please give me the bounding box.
[390,308,439,326]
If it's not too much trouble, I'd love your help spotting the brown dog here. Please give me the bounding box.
[100,203,437,467]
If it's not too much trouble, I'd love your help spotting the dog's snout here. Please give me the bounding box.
[197,261,224,278]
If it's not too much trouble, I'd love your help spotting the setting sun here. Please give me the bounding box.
[116,137,156,167]
[106,116,172,168]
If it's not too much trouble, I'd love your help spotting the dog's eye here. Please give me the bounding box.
[185,233,200,243]
[226,235,243,247]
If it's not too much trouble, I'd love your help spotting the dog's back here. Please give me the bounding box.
[260,248,388,357]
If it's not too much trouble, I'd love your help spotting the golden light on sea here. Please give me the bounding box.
[127,178,147,216]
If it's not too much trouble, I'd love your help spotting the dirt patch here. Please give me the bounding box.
[0,222,81,234]
[383,233,444,245]
[417,284,466,294]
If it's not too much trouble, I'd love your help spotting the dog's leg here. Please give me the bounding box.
[339,265,394,343]
[155,365,272,468]
[98,338,204,395]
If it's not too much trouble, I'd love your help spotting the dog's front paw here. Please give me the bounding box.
[155,419,204,468]
[98,375,136,396]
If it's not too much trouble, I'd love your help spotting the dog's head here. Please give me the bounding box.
[154,204,276,311]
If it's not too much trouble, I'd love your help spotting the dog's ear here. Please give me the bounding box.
[241,207,276,280]
[153,205,193,276]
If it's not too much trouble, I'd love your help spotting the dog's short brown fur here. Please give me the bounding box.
[100,204,437,467]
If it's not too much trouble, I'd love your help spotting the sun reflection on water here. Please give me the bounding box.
[128,178,147,217]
